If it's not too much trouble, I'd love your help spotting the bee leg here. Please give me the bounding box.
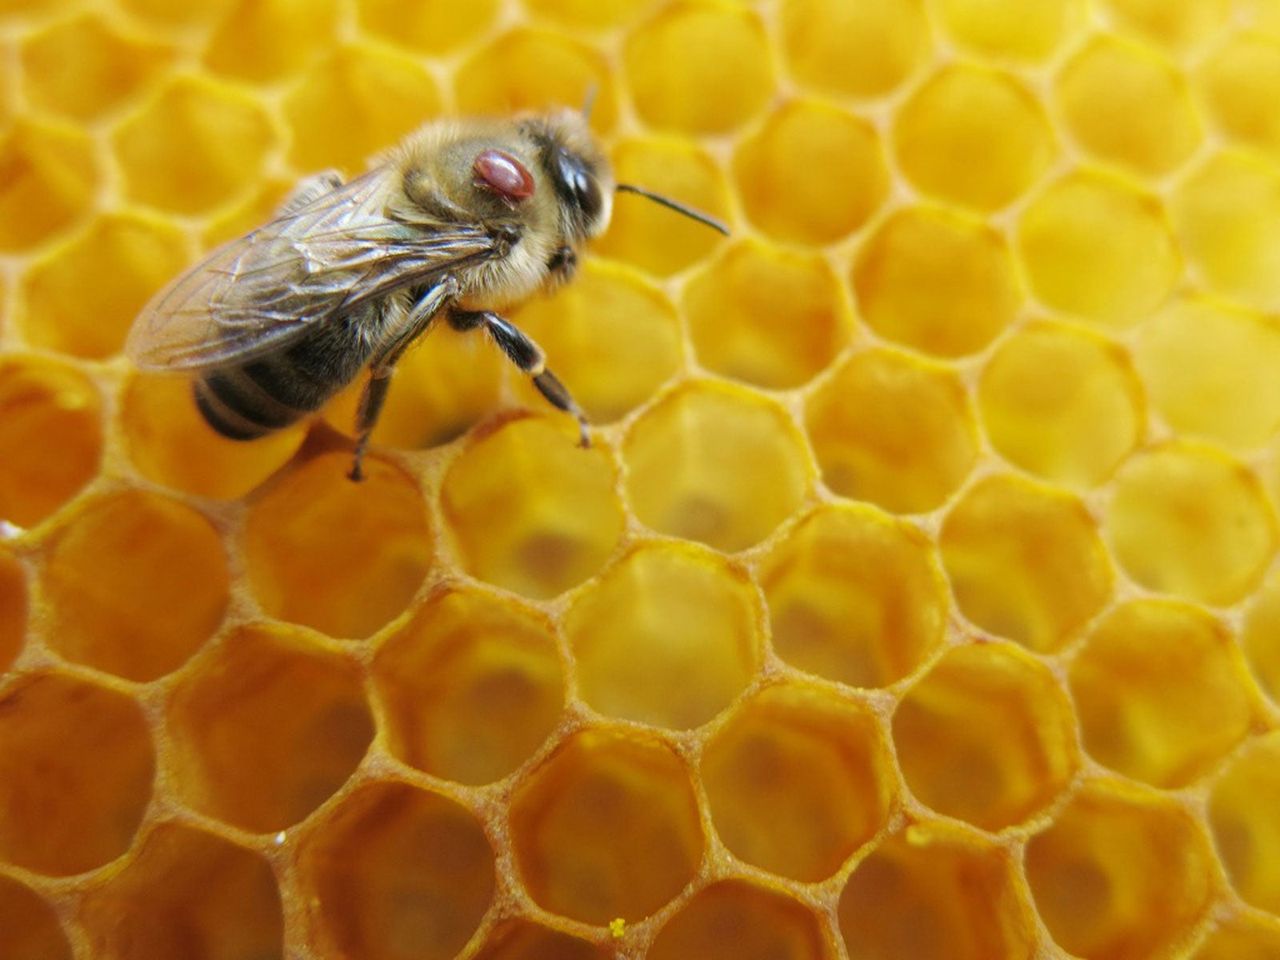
[276,170,343,217]
[448,309,591,447]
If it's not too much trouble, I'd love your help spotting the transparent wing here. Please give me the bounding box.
[126,168,498,371]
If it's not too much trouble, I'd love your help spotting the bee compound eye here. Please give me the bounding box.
[473,149,535,202]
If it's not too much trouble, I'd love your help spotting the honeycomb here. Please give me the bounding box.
[3,0,1280,957]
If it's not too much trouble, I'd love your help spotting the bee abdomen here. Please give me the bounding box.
[193,365,311,441]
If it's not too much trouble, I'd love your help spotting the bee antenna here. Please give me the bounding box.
[615,183,730,235]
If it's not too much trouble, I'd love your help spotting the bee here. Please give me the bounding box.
[126,109,727,480]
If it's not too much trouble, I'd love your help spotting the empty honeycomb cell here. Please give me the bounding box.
[839,823,1034,960]
[0,355,101,529]
[1027,781,1215,959]
[1172,152,1280,311]
[21,13,170,121]
[1244,570,1280,704]
[20,212,189,360]
[456,29,618,134]
[243,451,433,638]
[510,260,681,422]
[1192,917,1280,960]
[1209,731,1280,915]
[1070,600,1255,790]
[204,0,338,84]
[523,0,652,29]
[649,880,825,960]
[894,643,1077,832]
[0,552,23,671]
[758,503,947,688]
[701,683,892,882]
[0,673,153,875]
[356,0,498,54]
[122,372,308,500]
[980,321,1142,488]
[733,100,890,246]
[854,207,1021,357]
[0,875,70,960]
[0,120,95,252]
[113,76,274,215]
[564,543,761,729]
[167,624,374,832]
[593,136,730,277]
[304,782,494,960]
[624,1,772,135]
[440,416,624,599]
[941,474,1112,653]
[1054,34,1202,178]
[509,728,702,925]
[1198,32,1280,160]
[41,489,228,681]
[805,349,978,514]
[781,0,930,98]
[1136,297,1280,449]
[373,587,564,785]
[893,65,1054,212]
[622,382,809,552]
[1018,171,1178,327]
[1105,444,1276,606]
[473,919,608,960]
[936,0,1079,62]
[1102,0,1233,53]
[78,823,282,960]
[283,44,441,174]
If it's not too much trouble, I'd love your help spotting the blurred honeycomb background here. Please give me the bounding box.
[2,0,1280,956]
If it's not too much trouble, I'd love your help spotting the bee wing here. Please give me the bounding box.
[126,168,498,371]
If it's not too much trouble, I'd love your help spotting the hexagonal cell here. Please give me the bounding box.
[1026,781,1215,959]
[979,320,1143,488]
[304,782,494,960]
[523,0,652,29]
[564,543,761,730]
[0,551,24,672]
[41,489,228,681]
[1209,731,1280,916]
[78,823,282,960]
[623,382,809,552]
[592,136,730,277]
[440,416,624,599]
[356,0,497,53]
[1192,915,1280,960]
[702,683,892,882]
[1244,570,1280,705]
[510,260,681,422]
[853,207,1021,357]
[758,503,947,688]
[0,673,153,875]
[0,120,95,252]
[21,13,171,121]
[650,881,825,960]
[624,2,772,135]
[1102,0,1233,53]
[168,624,373,832]
[456,29,618,134]
[936,0,1080,62]
[839,823,1034,960]
[113,76,274,215]
[806,348,977,514]
[1054,34,1201,178]
[1172,151,1280,312]
[1017,170,1179,327]
[733,99,889,245]
[1071,600,1256,790]
[781,0,930,98]
[683,239,849,390]
[243,452,433,638]
[0,875,71,960]
[894,65,1054,212]
[1105,443,1276,606]
[941,474,1112,653]
[373,587,564,785]
[282,43,441,173]
[204,0,338,83]
[509,728,702,925]
[473,919,609,960]
[1198,32,1280,161]
[21,211,189,360]
[0,355,101,529]
[894,643,1077,831]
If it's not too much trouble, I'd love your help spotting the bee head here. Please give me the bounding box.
[521,111,614,242]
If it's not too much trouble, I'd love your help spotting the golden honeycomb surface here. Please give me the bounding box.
[1,0,1280,957]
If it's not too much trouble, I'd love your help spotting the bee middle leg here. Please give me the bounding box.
[447,308,590,447]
